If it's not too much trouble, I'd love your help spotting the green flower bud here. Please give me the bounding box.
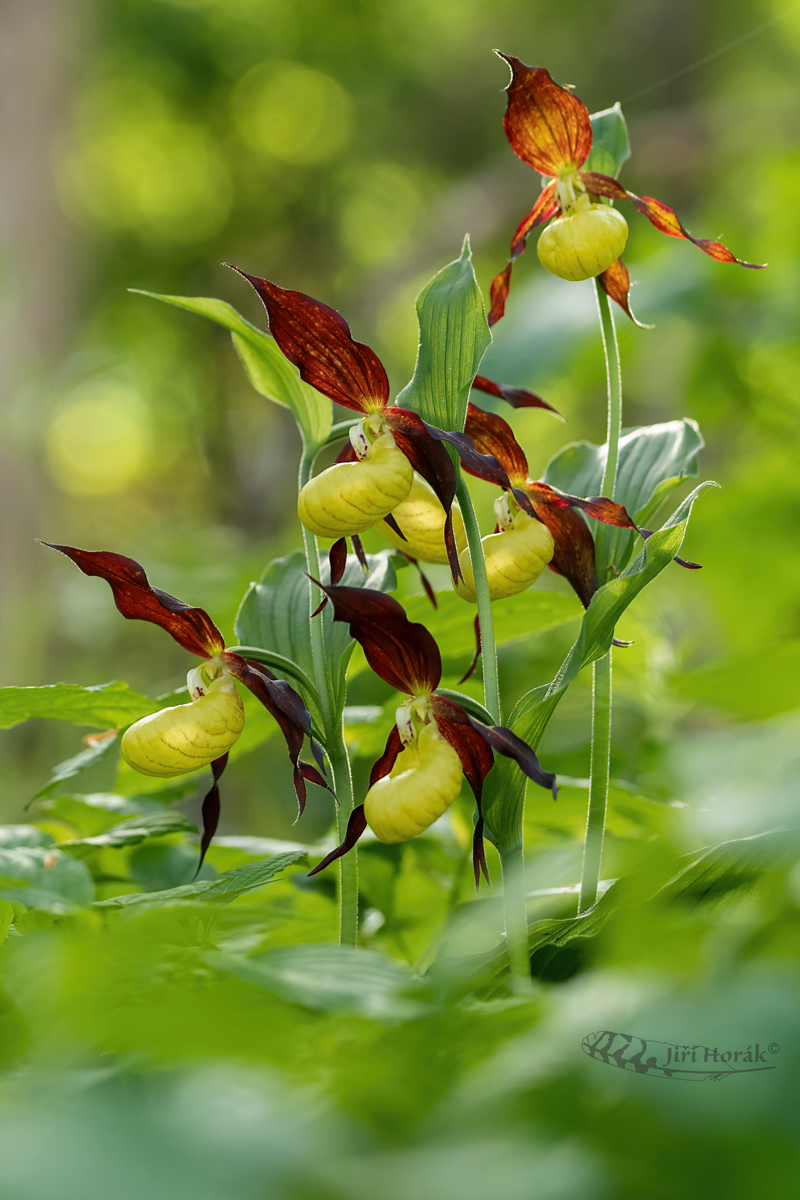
[381,476,467,565]
[537,204,628,281]
[455,510,554,603]
[121,671,245,777]
[297,430,413,539]
[364,720,462,842]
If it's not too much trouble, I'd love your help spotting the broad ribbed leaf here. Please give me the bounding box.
[234,550,397,735]
[57,810,198,850]
[134,291,331,448]
[481,483,715,850]
[396,237,491,432]
[0,847,94,912]
[0,683,158,731]
[543,419,703,573]
[403,589,581,659]
[95,851,304,909]
[585,103,630,179]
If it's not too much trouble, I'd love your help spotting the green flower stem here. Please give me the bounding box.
[579,649,612,913]
[455,474,500,724]
[299,444,358,945]
[456,473,530,980]
[579,281,623,915]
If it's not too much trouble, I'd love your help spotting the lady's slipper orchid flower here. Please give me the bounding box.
[231,269,468,581]
[46,545,328,866]
[489,54,763,326]
[460,403,699,607]
[306,585,557,886]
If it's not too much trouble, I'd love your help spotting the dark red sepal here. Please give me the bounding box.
[400,553,438,609]
[472,375,562,419]
[420,421,536,519]
[351,534,368,572]
[312,538,349,616]
[537,501,600,608]
[196,754,228,876]
[458,615,481,685]
[307,805,367,877]
[231,268,391,411]
[463,402,529,482]
[384,407,460,581]
[44,544,224,658]
[383,512,408,542]
[598,259,653,329]
[311,584,441,695]
[369,725,403,786]
[498,55,592,177]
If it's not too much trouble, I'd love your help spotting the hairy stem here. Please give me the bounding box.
[456,474,530,978]
[455,474,500,724]
[299,444,358,945]
[579,281,623,915]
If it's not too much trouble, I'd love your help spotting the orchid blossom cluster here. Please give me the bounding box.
[45,53,759,951]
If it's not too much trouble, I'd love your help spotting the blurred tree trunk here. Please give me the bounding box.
[0,0,81,679]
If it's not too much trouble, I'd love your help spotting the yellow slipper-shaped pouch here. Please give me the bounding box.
[456,510,554,603]
[122,672,245,777]
[364,721,462,843]
[297,431,413,539]
[380,476,467,565]
[538,204,628,281]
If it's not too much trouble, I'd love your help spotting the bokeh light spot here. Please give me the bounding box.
[338,163,424,264]
[230,62,352,165]
[47,383,153,497]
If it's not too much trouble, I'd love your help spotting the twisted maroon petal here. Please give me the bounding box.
[307,805,367,877]
[369,725,403,786]
[196,754,228,875]
[44,544,224,658]
[472,375,562,418]
[598,259,653,329]
[384,407,460,581]
[488,182,559,325]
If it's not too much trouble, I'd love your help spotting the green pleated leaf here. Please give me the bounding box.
[586,103,631,179]
[31,735,121,803]
[133,290,331,448]
[94,851,304,909]
[481,482,716,850]
[234,549,397,736]
[0,682,158,731]
[396,236,491,432]
[543,418,703,575]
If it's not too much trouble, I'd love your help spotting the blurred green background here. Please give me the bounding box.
[1,0,798,845]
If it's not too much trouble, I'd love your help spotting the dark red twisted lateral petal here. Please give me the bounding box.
[311,538,349,617]
[307,805,368,877]
[196,754,228,875]
[369,725,403,787]
[314,583,442,695]
[430,695,494,887]
[384,407,460,581]
[472,375,562,418]
[223,654,328,817]
[488,182,559,325]
[44,544,224,658]
[420,421,535,519]
[580,172,764,269]
[232,269,391,411]
[498,55,593,177]
[598,259,653,329]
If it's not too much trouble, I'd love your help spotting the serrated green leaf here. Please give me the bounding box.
[205,944,427,1018]
[586,103,631,179]
[0,682,158,731]
[481,482,715,849]
[235,549,397,734]
[134,290,331,448]
[31,734,121,803]
[94,851,304,909]
[57,809,198,851]
[543,418,703,574]
[396,236,491,432]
